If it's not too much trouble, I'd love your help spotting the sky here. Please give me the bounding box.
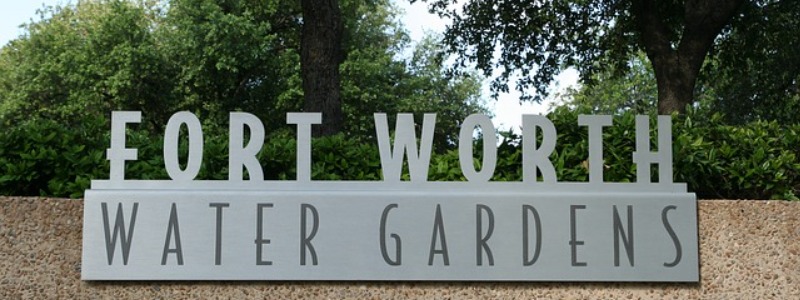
[0,0,64,45]
[0,0,578,132]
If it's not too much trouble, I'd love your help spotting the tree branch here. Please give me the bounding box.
[631,0,674,58]
[678,0,745,67]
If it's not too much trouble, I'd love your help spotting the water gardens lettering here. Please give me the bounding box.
[81,112,698,281]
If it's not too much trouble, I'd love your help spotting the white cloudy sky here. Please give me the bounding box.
[0,0,578,131]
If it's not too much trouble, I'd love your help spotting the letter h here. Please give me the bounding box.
[632,115,672,184]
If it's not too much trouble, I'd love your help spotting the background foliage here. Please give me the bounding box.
[0,0,486,141]
[1,108,797,200]
[0,0,798,200]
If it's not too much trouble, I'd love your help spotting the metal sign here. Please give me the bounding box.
[82,112,698,281]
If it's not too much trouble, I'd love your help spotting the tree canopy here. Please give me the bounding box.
[0,1,176,127]
[1,0,799,200]
[707,0,800,124]
[559,52,657,115]
[0,0,486,148]
[552,0,799,124]
[424,0,762,115]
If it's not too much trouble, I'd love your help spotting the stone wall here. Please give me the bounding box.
[1,197,798,299]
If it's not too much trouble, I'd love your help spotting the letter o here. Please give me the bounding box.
[458,114,497,182]
[164,111,203,181]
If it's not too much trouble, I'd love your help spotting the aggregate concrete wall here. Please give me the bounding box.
[0,197,797,299]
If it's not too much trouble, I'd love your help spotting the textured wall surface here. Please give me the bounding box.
[0,197,798,299]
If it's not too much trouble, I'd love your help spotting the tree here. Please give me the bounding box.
[423,0,745,114]
[706,0,800,124]
[559,52,657,115]
[337,2,487,149]
[0,0,176,129]
[0,0,486,143]
[301,0,345,136]
[162,0,300,128]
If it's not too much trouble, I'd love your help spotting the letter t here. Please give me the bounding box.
[287,113,322,182]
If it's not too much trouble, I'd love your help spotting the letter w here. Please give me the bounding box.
[374,113,436,181]
[101,202,138,265]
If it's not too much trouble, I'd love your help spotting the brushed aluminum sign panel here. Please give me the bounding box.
[81,111,699,281]
[82,186,697,281]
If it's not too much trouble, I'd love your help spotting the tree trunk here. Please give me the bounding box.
[301,0,344,136]
[632,0,745,115]
[650,53,700,114]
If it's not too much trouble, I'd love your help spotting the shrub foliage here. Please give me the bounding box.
[1,108,797,200]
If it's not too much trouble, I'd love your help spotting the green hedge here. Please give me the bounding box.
[0,117,107,198]
[1,109,798,200]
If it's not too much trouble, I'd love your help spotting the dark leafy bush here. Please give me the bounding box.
[0,117,107,198]
[673,113,800,200]
[1,109,798,200]
[539,107,800,200]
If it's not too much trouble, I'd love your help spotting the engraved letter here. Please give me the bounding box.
[380,204,402,266]
[523,205,542,266]
[101,202,138,265]
[255,203,274,265]
[161,203,184,265]
[209,203,229,265]
[476,204,495,266]
[662,205,682,267]
[428,204,450,266]
[300,204,319,266]
[613,205,634,267]
[569,205,587,267]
